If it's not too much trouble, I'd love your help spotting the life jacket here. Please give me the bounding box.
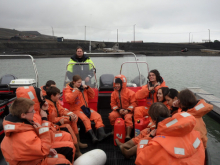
[64,83,95,111]
[111,75,138,112]
[135,112,205,165]
[135,77,167,108]
[16,87,57,131]
[16,86,42,124]
[1,114,53,165]
[183,99,213,148]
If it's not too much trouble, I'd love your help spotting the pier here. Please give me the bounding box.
[188,87,220,123]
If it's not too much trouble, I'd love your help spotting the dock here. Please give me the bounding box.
[188,87,220,123]
[201,49,220,54]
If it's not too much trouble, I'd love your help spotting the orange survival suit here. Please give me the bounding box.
[134,77,166,121]
[64,83,104,132]
[45,96,79,136]
[135,112,205,165]
[16,86,77,143]
[1,114,73,165]
[132,100,169,145]
[109,75,137,128]
[15,86,76,162]
[182,99,213,148]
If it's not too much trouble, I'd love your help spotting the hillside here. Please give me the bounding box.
[0,28,220,57]
[0,28,54,40]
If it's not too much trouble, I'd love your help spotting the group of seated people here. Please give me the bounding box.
[0,69,213,165]
[110,69,212,164]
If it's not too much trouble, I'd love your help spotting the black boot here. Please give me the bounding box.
[97,127,112,142]
[87,129,98,144]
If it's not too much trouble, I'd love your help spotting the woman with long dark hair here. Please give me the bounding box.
[65,75,111,144]
[174,89,213,148]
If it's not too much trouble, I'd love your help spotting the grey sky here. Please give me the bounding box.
[0,0,220,43]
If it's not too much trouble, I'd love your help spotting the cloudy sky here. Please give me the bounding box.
[0,0,220,43]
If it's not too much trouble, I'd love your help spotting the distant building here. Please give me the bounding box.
[57,37,64,42]
[131,40,143,43]
[202,39,210,43]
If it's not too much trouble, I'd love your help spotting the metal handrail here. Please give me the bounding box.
[0,55,39,87]
[120,61,149,86]
[65,62,97,88]
[84,52,137,55]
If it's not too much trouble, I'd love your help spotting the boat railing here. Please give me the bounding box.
[0,55,39,87]
[84,52,138,59]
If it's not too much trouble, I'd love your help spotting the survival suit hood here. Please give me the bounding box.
[113,75,127,91]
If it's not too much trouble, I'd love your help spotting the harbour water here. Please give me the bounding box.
[0,55,220,164]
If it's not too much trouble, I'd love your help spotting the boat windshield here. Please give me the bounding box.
[64,62,97,88]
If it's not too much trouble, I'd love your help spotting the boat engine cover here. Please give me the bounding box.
[9,79,36,88]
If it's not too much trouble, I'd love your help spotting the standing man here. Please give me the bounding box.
[67,46,95,85]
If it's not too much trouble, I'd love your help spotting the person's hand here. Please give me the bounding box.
[123,110,128,115]
[40,109,47,118]
[150,129,157,137]
[82,85,88,89]
[32,122,41,128]
[146,128,151,134]
[85,77,90,82]
[49,148,57,157]
[173,99,180,107]
[70,114,78,122]
[41,101,48,111]
[148,86,154,91]
[119,109,124,115]
[59,118,64,125]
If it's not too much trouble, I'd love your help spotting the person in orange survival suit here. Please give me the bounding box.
[165,88,181,116]
[1,98,72,165]
[45,86,88,153]
[109,75,138,141]
[64,75,111,143]
[16,86,77,162]
[134,69,167,122]
[115,87,176,159]
[133,86,170,146]
[135,102,205,165]
[114,87,173,159]
[40,80,56,96]
[173,89,213,148]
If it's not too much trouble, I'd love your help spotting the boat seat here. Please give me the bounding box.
[99,74,114,91]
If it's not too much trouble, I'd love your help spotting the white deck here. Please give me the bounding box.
[188,87,220,115]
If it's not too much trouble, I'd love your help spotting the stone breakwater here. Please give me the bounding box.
[0,41,219,57]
